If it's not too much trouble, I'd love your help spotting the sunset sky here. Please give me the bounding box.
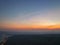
[0,0,60,30]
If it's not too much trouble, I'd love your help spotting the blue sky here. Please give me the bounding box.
[0,0,60,29]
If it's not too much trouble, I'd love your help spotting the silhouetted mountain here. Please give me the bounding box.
[6,34,60,45]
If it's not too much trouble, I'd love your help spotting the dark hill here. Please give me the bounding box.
[6,34,60,45]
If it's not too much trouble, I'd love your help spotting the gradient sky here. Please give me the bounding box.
[0,0,60,30]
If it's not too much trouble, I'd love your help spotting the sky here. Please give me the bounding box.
[0,0,60,30]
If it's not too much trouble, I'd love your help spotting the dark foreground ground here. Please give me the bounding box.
[5,34,60,45]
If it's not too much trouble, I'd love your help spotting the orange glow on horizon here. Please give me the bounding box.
[0,24,60,30]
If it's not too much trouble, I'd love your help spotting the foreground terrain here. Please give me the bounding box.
[5,34,60,45]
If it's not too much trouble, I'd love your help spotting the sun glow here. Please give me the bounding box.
[1,22,60,30]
